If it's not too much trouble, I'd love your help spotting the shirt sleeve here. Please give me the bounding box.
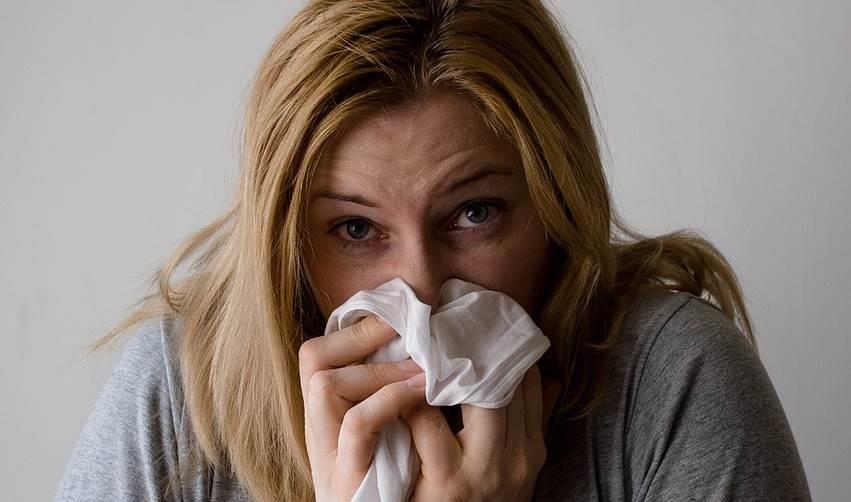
[54,319,185,501]
[626,296,812,501]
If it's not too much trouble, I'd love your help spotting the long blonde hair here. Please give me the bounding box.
[94,0,756,500]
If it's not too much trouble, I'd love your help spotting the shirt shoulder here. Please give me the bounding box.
[529,288,813,502]
[620,289,812,500]
[54,318,183,500]
[54,317,251,502]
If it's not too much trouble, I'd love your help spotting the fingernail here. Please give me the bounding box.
[406,372,426,389]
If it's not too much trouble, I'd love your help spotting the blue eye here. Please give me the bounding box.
[329,218,380,252]
[456,201,492,228]
[343,220,372,240]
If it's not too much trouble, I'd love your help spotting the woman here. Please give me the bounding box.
[55,0,811,501]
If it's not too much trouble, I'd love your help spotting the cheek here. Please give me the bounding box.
[305,242,364,319]
[456,218,550,313]
[306,245,393,320]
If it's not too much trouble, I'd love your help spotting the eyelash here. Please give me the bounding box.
[327,198,504,253]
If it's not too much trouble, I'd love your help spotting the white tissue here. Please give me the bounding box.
[322,276,551,502]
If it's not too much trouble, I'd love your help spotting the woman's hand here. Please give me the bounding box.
[298,315,428,502]
[401,364,562,502]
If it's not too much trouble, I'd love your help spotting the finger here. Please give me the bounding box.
[299,315,397,402]
[401,400,462,477]
[522,364,543,443]
[504,374,526,451]
[335,376,427,490]
[458,402,506,463]
[324,358,425,402]
[306,359,423,458]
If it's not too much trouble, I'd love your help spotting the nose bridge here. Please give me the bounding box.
[397,235,446,310]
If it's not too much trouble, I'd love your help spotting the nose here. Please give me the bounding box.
[396,238,447,311]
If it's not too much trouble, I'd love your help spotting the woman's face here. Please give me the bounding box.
[305,91,553,321]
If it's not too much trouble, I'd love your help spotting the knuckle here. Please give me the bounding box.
[510,456,531,486]
[419,405,448,431]
[308,369,336,398]
[375,360,413,384]
[417,404,450,434]
[462,464,498,497]
[367,361,392,383]
[376,381,403,405]
[351,363,397,398]
[442,480,467,501]
[530,443,548,469]
[480,469,503,495]
[341,404,371,433]
[298,339,319,366]
[352,315,391,346]
[447,487,468,502]
[346,320,373,351]
[340,382,404,433]
[507,447,546,488]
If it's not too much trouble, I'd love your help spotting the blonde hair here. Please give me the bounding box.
[94,0,756,500]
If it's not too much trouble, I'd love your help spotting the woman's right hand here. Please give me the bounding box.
[299,314,427,501]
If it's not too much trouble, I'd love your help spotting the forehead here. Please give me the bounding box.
[313,92,518,192]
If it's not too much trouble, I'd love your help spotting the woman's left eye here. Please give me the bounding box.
[451,200,501,230]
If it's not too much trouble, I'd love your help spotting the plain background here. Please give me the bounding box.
[2,0,848,500]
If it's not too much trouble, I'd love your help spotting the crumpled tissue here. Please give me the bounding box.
[322,276,551,502]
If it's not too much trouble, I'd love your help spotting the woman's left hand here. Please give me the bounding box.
[400,363,562,502]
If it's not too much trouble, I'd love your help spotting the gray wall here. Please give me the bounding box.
[2,1,848,500]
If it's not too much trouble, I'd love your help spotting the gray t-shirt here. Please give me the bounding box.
[54,289,812,501]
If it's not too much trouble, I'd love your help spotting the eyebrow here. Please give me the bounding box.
[311,165,514,208]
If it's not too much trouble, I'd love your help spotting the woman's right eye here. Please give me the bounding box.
[328,218,383,253]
